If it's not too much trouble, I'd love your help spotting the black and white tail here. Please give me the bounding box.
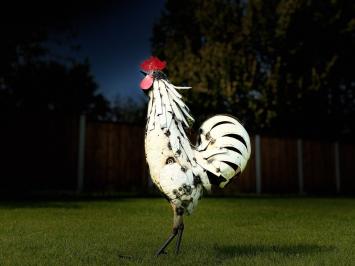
[195,115,251,188]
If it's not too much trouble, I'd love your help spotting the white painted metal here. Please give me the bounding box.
[153,80,162,115]
[159,81,172,113]
[199,115,251,156]
[210,152,245,171]
[146,90,153,118]
[200,148,227,159]
[159,105,167,128]
[163,80,182,98]
[168,122,181,153]
[213,137,249,159]
[147,102,155,131]
[173,85,192,90]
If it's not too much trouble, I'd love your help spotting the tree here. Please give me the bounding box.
[111,96,146,125]
[0,5,111,121]
[152,0,355,137]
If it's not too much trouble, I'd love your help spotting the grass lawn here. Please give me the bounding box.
[0,197,355,265]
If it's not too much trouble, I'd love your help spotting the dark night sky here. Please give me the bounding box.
[4,0,166,103]
[66,0,166,103]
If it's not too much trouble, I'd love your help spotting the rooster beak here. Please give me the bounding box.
[140,70,147,76]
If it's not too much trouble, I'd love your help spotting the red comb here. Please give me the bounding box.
[140,56,166,71]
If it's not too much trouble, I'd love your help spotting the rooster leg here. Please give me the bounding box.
[175,223,184,255]
[155,229,178,256]
[156,206,184,256]
[173,206,184,255]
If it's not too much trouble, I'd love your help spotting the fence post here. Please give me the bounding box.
[77,114,86,193]
[334,141,341,193]
[255,135,262,194]
[297,139,304,195]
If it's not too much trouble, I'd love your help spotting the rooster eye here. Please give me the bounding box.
[153,70,167,80]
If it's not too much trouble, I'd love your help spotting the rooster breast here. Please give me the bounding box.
[145,126,173,189]
[145,126,203,215]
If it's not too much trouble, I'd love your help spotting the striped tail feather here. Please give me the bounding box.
[195,115,251,188]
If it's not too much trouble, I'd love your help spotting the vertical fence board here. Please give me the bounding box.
[303,140,336,193]
[339,142,355,194]
[238,136,256,193]
[84,123,146,193]
[297,139,304,194]
[260,136,298,193]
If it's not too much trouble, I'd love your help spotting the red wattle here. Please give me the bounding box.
[140,75,153,90]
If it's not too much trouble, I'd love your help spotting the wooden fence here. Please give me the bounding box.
[84,122,148,193]
[1,116,354,195]
[83,120,355,195]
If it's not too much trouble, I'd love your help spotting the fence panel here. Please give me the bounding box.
[84,122,148,192]
[260,136,299,193]
[303,140,336,194]
[1,119,354,195]
[339,142,355,194]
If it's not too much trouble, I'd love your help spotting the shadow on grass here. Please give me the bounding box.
[214,243,335,258]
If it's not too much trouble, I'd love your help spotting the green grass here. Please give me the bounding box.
[0,197,355,265]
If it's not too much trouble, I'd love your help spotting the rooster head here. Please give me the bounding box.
[139,56,167,90]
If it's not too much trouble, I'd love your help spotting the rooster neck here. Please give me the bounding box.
[146,79,193,136]
[145,79,197,168]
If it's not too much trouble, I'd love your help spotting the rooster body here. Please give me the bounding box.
[145,79,205,215]
[140,57,251,255]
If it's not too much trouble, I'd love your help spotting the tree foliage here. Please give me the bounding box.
[0,16,111,121]
[152,0,355,137]
[111,96,146,125]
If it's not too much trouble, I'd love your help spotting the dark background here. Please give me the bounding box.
[1,0,354,197]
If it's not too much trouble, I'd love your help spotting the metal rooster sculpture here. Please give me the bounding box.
[140,56,251,256]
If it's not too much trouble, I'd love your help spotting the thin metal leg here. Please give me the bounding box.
[156,206,184,257]
[175,224,184,255]
[155,230,178,256]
